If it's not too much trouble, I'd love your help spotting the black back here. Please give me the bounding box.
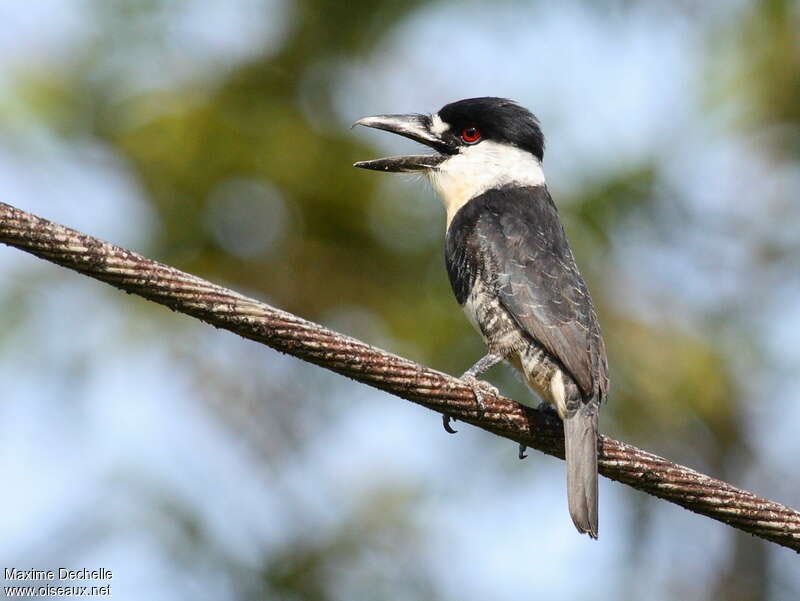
[445,185,608,402]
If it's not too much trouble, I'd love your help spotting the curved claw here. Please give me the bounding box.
[443,415,458,434]
[518,444,528,460]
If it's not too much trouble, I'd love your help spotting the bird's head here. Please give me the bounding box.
[354,97,546,223]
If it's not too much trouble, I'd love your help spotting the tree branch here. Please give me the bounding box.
[1,200,798,551]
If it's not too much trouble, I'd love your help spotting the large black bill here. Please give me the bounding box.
[354,154,446,172]
[352,113,454,172]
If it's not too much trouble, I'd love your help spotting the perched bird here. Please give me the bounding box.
[353,97,608,538]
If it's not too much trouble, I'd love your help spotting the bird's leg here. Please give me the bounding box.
[463,353,505,378]
[461,353,503,399]
[537,399,559,416]
[443,353,503,434]
[516,400,561,459]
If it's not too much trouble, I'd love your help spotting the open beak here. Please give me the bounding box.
[352,114,454,172]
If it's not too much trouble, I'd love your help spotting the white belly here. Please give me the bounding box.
[462,281,569,418]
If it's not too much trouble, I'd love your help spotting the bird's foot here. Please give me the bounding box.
[442,415,458,434]
[460,373,499,416]
[537,400,559,416]
[518,443,528,460]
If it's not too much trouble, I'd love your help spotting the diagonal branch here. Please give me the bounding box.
[1,200,798,551]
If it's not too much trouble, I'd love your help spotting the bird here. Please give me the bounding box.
[352,97,608,538]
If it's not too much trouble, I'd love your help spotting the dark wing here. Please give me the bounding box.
[477,186,608,401]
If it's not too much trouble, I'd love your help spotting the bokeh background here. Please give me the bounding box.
[1,1,799,599]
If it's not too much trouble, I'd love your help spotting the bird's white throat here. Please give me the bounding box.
[427,141,546,227]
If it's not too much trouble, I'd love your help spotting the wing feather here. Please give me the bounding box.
[475,186,608,401]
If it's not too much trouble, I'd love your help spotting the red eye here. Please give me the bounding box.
[461,127,481,143]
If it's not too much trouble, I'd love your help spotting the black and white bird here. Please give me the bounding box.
[353,97,608,538]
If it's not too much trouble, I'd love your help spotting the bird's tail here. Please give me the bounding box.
[564,400,599,539]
